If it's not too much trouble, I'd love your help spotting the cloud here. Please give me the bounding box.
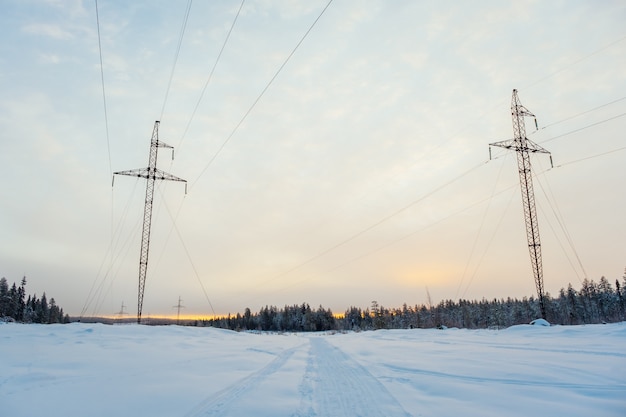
[22,23,73,40]
[38,53,61,64]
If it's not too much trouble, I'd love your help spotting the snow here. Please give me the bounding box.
[1,322,625,416]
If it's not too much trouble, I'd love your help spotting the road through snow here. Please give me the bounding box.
[185,336,411,417]
[295,337,411,417]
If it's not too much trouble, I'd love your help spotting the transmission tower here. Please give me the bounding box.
[489,90,552,319]
[173,296,185,325]
[113,121,187,324]
[115,301,129,320]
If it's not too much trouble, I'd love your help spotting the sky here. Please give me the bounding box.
[0,0,625,319]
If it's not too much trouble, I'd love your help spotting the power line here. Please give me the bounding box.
[80,178,142,318]
[455,152,510,301]
[156,188,216,316]
[160,0,194,121]
[95,0,111,177]
[176,0,246,153]
[534,159,587,284]
[265,171,521,301]
[86,215,142,318]
[240,159,490,298]
[555,146,626,168]
[459,185,517,300]
[152,3,246,311]
[539,112,626,144]
[94,0,117,320]
[533,96,626,133]
[190,0,334,190]
[272,151,609,303]
[523,34,626,90]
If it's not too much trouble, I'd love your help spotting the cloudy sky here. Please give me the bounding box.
[1,0,624,319]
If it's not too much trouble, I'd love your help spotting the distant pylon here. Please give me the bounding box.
[115,301,128,319]
[113,121,187,324]
[489,90,552,319]
[173,296,185,325]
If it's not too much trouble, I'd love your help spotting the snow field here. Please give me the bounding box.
[1,322,625,416]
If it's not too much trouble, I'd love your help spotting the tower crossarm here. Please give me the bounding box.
[156,140,174,149]
[489,138,551,155]
[114,167,187,184]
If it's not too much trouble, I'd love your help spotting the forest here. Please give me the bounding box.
[0,277,70,324]
[203,274,626,332]
[2,274,624,330]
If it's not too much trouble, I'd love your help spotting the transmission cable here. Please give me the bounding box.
[83,209,141,318]
[556,146,626,168]
[454,152,509,301]
[523,34,626,90]
[189,0,334,191]
[95,0,112,176]
[153,2,246,311]
[91,0,145,318]
[176,0,246,153]
[532,96,626,134]
[94,0,117,318]
[534,160,587,285]
[160,0,194,121]
[240,159,490,298]
[254,172,520,302]
[539,112,626,144]
[156,187,217,315]
[459,185,517,300]
[81,179,141,318]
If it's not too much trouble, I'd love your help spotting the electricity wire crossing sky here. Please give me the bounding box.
[0,0,625,318]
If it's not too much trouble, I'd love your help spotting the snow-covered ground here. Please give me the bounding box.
[1,322,624,417]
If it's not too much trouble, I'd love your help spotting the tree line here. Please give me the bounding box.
[0,277,70,324]
[203,274,626,331]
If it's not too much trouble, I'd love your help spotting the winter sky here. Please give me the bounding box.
[0,0,625,318]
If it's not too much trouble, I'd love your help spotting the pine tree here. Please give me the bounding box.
[38,293,49,324]
[48,297,60,324]
[8,283,18,318]
[16,277,26,321]
[0,277,9,317]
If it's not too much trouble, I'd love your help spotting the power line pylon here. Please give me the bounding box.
[489,89,552,319]
[173,296,185,325]
[115,301,128,317]
[113,121,187,324]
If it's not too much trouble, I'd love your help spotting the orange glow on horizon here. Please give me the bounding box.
[391,265,458,288]
[94,312,348,322]
[96,314,221,322]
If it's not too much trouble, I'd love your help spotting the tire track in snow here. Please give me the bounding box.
[294,337,412,417]
[183,343,304,417]
[383,363,626,391]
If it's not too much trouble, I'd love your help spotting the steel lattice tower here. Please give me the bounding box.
[489,90,552,319]
[114,121,186,323]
